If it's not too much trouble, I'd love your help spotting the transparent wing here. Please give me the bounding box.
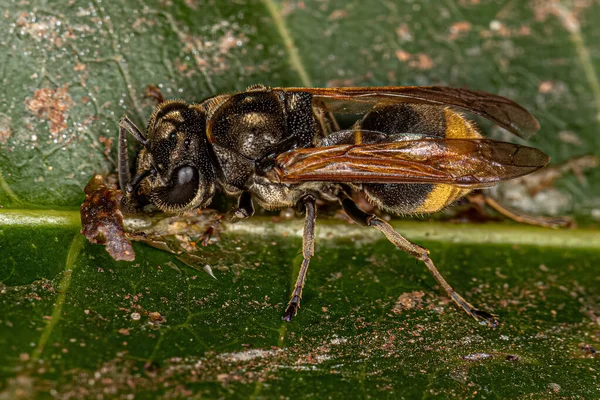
[276,86,540,139]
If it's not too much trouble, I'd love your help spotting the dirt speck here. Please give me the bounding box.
[395,50,410,62]
[24,84,72,135]
[392,291,425,313]
[395,51,434,70]
[579,343,597,355]
[185,0,199,10]
[0,115,12,144]
[328,9,348,20]
[538,81,554,93]
[148,312,166,325]
[73,62,86,71]
[449,21,472,40]
[548,382,561,393]
[558,131,583,146]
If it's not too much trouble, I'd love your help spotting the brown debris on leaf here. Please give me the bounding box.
[392,291,425,314]
[24,84,72,135]
[80,174,220,279]
[80,175,135,261]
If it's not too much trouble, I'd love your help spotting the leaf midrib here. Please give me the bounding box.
[1,209,598,249]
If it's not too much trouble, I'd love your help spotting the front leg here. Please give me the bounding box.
[200,192,255,246]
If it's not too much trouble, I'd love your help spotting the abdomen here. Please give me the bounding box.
[346,103,481,215]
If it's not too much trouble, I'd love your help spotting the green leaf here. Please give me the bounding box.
[1,0,599,398]
[1,216,600,398]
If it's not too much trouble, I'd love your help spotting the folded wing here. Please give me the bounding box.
[273,138,549,188]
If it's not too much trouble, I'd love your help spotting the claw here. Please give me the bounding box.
[282,298,300,322]
[471,309,500,328]
[200,226,215,247]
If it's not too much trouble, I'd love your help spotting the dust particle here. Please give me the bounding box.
[394,51,434,70]
[461,353,493,361]
[218,348,281,363]
[548,383,561,393]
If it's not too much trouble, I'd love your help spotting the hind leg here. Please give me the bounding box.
[341,197,499,328]
[467,191,573,228]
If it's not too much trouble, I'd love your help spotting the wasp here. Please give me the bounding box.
[118,84,558,326]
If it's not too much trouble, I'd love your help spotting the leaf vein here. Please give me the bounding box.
[30,234,85,363]
[262,0,313,87]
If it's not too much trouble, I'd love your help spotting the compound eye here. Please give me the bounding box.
[150,165,201,211]
[177,166,195,186]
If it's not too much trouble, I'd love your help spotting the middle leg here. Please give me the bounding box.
[282,195,317,322]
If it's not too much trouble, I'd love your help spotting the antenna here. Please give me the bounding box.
[118,116,147,190]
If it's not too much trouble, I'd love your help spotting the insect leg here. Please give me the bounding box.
[200,192,255,246]
[118,120,132,190]
[282,195,317,322]
[341,197,499,328]
[467,191,573,228]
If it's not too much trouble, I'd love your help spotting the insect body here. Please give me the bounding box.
[119,85,550,326]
